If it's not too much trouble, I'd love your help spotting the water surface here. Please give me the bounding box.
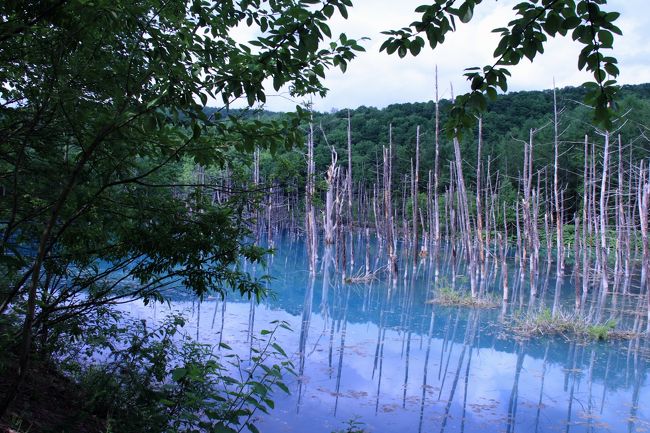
[120,235,649,433]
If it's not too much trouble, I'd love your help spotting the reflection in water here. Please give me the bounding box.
[418,307,435,433]
[439,310,478,433]
[296,273,314,413]
[118,235,650,433]
[534,343,549,433]
[333,286,350,416]
[505,341,523,433]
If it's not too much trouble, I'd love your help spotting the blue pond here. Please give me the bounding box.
[118,235,649,433]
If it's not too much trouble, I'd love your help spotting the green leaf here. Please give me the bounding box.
[543,12,560,35]
[563,16,581,30]
[272,342,287,357]
[493,36,510,57]
[171,367,187,381]
[578,53,588,71]
[317,21,331,38]
[276,381,290,394]
[458,3,473,23]
[337,3,348,19]
[604,62,619,77]
[213,423,238,433]
[323,4,335,18]
[598,30,613,48]
[470,75,483,90]
[486,86,497,100]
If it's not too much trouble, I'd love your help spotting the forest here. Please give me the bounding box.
[216,81,650,317]
[244,82,650,218]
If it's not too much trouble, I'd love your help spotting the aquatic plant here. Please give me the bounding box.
[510,309,636,341]
[427,286,499,309]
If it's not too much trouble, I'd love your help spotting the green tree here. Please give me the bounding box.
[381,0,621,135]
[0,0,363,416]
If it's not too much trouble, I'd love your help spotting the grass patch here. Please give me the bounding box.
[426,287,499,309]
[510,309,639,341]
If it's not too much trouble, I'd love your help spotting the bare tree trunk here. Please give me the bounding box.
[324,147,339,245]
[373,183,381,245]
[590,139,599,277]
[622,147,633,294]
[433,67,441,255]
[596,131,610,321]
[426,170,432,258]
[306,123,317,275]
[384,125,397,275]
[452,133,476,297]
[522,129,534,298]
[413,126,420,267]
[476,117,484,266]
[347,110,354,272]
[574,214,581,311]
[336,167,346,280]
[637,161,649,332]
[553,85,564,280]
[581,135,590,311]
[501,202,509,302]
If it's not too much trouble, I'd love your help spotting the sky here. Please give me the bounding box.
[231,0,650,112]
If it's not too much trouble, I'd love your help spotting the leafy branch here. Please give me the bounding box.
[381,0,622,136]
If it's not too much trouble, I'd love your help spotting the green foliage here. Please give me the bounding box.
[434,286,471,304]
[67,311,295,433]
[588,319,616,341]
[512,309,625,341]
[428,284,498,308]
[259,83,650,230]
[381,0,621,135]
[333,417,367,433]
[0,0,365,302]
[0,0,364,414]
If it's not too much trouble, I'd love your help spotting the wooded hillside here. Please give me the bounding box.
[248,83,650,216]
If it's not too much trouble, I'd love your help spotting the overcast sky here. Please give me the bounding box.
[231,0,650,112]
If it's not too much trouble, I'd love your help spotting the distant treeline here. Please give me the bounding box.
[215,83,650,216]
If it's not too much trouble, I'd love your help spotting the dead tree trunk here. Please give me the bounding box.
[452,133,476,296]
[581,135,590,310]
[324,147,339,245]
[306,123,317,275]
[501,201,509,302]
[413,126,420,266]
[596,131,610,320]
[553,85,565,280]
[574,214,581,311]
[433,66,441,255]
[637,161,649,332]
[476,117,484,267]
[347,110,354,272]
[384,125,397,276]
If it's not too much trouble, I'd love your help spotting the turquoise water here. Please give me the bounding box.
[119,235,649,433]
